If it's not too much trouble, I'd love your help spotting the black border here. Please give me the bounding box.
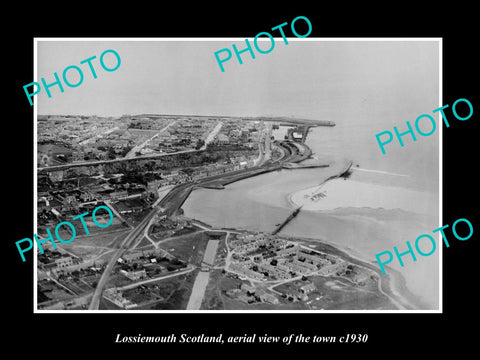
[6,6,478,355]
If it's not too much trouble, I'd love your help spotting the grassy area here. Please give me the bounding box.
[157,231,209,265]
[306,276,395,310]
[56,229,129,261]
[58,227,130,248]
[135,236,154,248]
[100,297,123,310]
[203,270,307,310]
[149,270,198,310]
[38,279,74,303]
[107,273,134,288]
[200,269,226,310]
[123,209,152,226]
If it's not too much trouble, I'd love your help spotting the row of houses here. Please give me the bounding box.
[229,262,266,281]
[38,250,82,271]
[120,268,147,281]
[145,158,257,193]
[256,262,291,280]
[280,259,318,275]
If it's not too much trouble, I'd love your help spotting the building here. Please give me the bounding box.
[120,268,147,281]
[114,200,145,214]
[79,191,95,202]
[110,190,129,201]
[292,259,318,271]
[48,171,64,182]
[240,283,256,295]
[299,282,317,294]
[292,132,303,140]
[216,133,230,144]
[257,263,291,280]
[281,261,313,275]
[55,255,75,268]
[103,289,137,309]
[229,262,266,281]
[38,198,50,212]
[276,245,300,257]
[121,249,158,263]
[256,290,279,305]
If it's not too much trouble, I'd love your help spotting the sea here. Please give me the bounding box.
[182,119,441,310]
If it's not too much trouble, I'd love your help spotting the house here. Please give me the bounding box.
[55,254,75,268]
[110,190,129,201]
[229,262,266,281]
[216,133,230,144]
[38,198,50,211]
[299,282,317,295]
[79,191,95,202]
[48,171,64,182]
[256,290,279,305]
[240,283,256,295]
[120,268,147,281]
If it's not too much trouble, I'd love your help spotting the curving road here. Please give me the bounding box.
[88,208,158,309]
[88,134,312,309]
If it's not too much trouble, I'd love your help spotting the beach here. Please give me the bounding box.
[289,175,439,216]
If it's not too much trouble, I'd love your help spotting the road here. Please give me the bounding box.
[39,120,223,173]
[103,200,133,228]
[87,133,311,309]
[38,148,199,173]
[115,265,195,291]
[88,182,196,309]
[124,121,177,159]
[201,122,223,149]
[88,207,158,310]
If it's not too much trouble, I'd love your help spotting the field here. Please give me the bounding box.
[157,231,210,265]
[38,279,74,304]
[147,271,198,310]
[201,270,306,310]
[57,229,130,260]
[305,275,396,310]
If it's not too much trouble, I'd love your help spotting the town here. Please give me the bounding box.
[35,113,407,311]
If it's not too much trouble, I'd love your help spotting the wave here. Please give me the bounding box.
[351,167,409,177]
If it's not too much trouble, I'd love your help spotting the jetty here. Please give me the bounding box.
[272,206,303,235]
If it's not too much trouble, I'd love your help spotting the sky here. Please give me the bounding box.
[36,39,440,122]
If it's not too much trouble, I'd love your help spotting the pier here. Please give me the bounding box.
[282,162,329,169]
[272,206,303,235]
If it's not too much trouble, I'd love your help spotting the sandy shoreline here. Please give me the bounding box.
[288,177,438,216]
[282,174,439,309]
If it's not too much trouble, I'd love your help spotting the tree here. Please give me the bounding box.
[107,147,116,160]
[195,139,205,150]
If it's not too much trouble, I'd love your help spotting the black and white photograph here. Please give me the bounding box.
[6,7,478,355]
[33,39,441,312]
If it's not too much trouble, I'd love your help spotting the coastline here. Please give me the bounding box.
[280,234,427,310]
[287,173,438,216]
[281,169,439,309]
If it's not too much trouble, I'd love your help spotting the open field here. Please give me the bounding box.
[57,229,130,260]
[308,276,396,310]
[38,279,75,303]
[157,232,210,265]
[149,271,198,310]
[202,270,305,310]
